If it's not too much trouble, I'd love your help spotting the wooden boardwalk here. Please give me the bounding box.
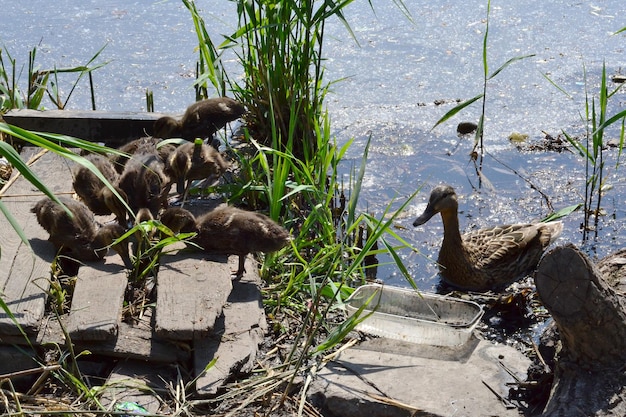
[0,144,266,399]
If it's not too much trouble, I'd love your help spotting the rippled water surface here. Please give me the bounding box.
[2,0,625,289]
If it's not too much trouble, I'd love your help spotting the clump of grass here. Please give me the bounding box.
[187,0,361,159]
[0,42,108,113]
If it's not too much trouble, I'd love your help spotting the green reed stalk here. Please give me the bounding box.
[432,0,533,168]
[182,0,229,98]
[560,63,626,240]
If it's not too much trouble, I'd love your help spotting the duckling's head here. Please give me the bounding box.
[154,116,182,139]
[102,185,129,225]
[93,223,133,269]
[413,185,458,227]
[165,149,191,194]
[160,207,197,234]
[134,207,157,241]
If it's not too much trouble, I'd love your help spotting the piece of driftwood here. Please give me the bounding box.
[535,244,626,417]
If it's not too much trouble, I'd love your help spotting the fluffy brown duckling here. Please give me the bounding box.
[413,184,563,291]
[164,139,229,197]
[153,97,246,141]
[110,136,176,174]
[31,196,132,269]
[161,205,291,278]
[118,151,169,219]
[72,154,128,224]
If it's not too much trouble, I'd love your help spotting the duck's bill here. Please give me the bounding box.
[413,207,437,227]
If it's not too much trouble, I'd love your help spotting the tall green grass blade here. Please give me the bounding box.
[0,124,131,214]
[541,72,574,99]
[432,94,483,130]
[0,293,30,342]
[346,135,370,228]
[617,117,625,169]
[592,109,626,135]
[541,204,582,222]
[0,136,63,207]
[488,54,535,80]
[481,0,491,78]
[313,300,372,354]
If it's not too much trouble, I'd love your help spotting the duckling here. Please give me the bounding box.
[153,97,246,141]
[31,196,132,269]
[72,154,128,224]
[161,205,290,278]
[413,185,563,291]
[118,151,169,219]
[110,136,176,174]
[195,206,291,278]
[164,139,229,198]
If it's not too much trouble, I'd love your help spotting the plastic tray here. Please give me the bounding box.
[345,284,484,347]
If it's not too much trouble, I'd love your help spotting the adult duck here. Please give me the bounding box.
[32,196,132,269]
[413,184,563,291]
[153,97,246,141]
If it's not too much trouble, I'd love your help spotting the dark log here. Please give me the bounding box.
[535,244,626,417]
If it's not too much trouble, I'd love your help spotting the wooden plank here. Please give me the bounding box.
[0,150,74,336]
[76,309,190,363]
[154,250,234,340]
[0,345,38,375]
[100,360,170,414]
[66,259,127,341]
[4,109,168,147]
[195,264,267,396]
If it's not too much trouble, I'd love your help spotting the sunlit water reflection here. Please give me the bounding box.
[2,0,625,291]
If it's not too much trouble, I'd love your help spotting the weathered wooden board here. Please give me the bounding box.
[66,258,128,341]
[195,266,267,396]
[3,109,169,147]
[77,309,190,363]
[100,360,170,414]
[0,345,39,375]
[154,249,234,340]
[0,150,74,336]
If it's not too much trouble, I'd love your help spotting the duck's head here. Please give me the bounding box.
[165,149,191,194]
[160,207,197,234]
[413,185,458,227]
[154,116,182,139]
[94,223,133,269]
[102,185,129,225]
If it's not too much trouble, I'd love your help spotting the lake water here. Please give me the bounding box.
[2,0,625,289]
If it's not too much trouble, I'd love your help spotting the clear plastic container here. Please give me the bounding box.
[345,284,484,347]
